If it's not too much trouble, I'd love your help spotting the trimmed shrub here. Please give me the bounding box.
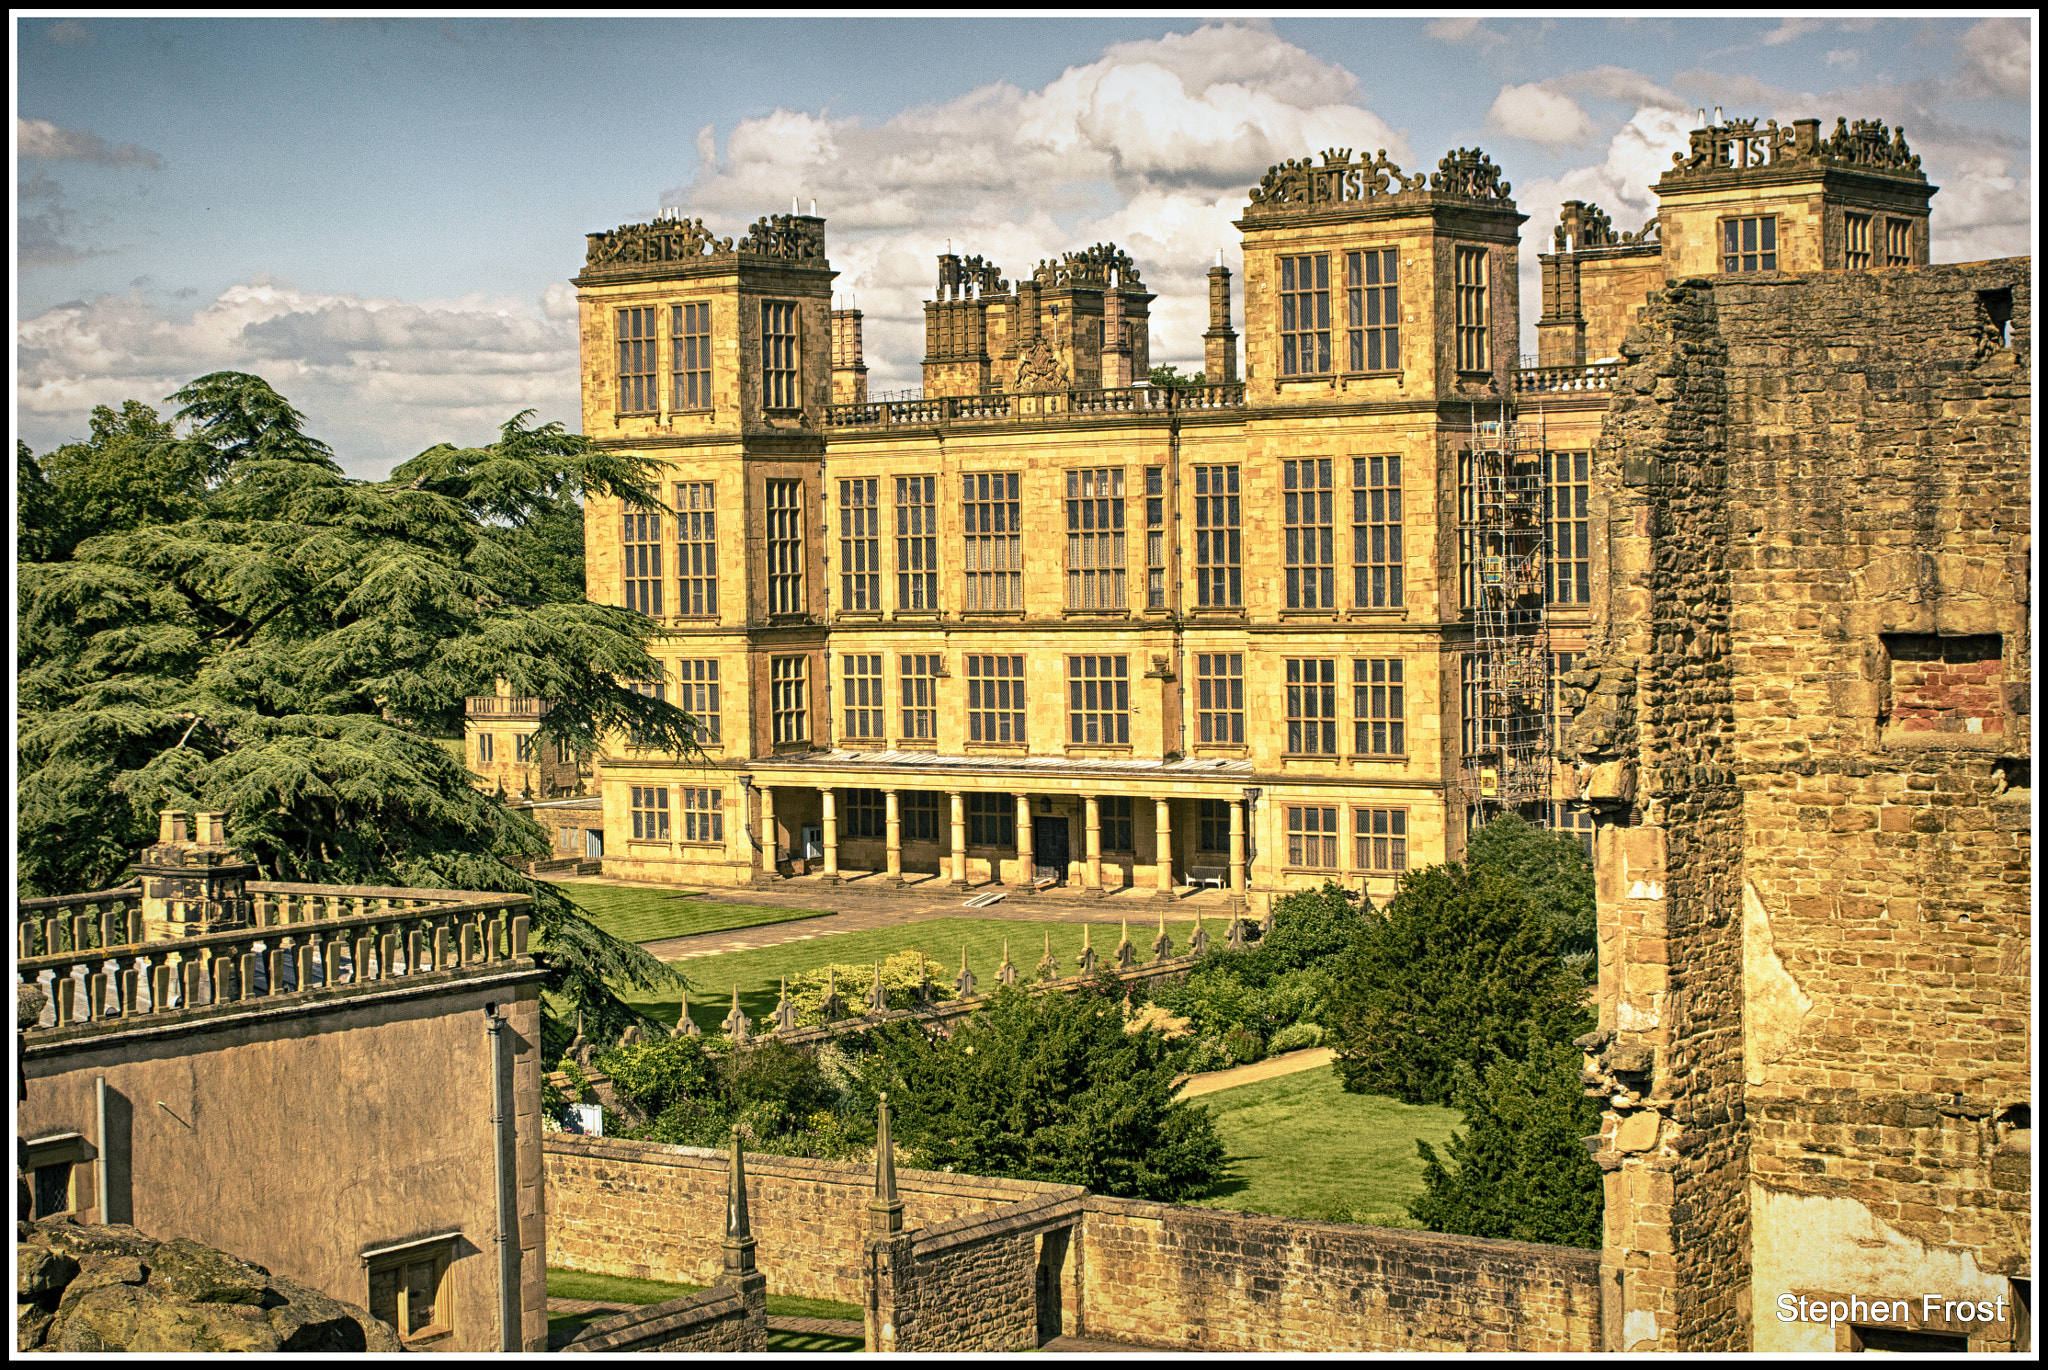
[1269,1022,1325,1052]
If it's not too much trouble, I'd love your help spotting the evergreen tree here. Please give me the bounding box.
[858,982,1225,1200]
[1408,1027,1605,1248]
[1328,861,1590,1105]
[1466,812,1598,960]
[17,372,697,1044]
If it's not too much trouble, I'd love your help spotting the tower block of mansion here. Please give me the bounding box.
[569,148,1533,906]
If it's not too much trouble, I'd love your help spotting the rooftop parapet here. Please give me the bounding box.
[1659,113,1926,186]
[1551,200,1660,255]
[580,207,827,277]
[1239,145,1514,219]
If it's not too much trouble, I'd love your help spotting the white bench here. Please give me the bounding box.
[1187,865,1227,891]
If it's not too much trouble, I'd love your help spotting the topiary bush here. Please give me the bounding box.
[1268,1022,1325,1052]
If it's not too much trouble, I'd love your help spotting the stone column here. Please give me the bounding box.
[1084,796,1104,898]
[753,786,780,885]
[820,788,839,885]
[1228,798,1246,910]
[1154,799,1175,900]
[1204,262,1239,384]
[1015,795,1036,896]
[947,791,967,889]
[884,790,903,887]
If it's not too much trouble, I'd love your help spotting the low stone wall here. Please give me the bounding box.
[561,1277,765,1354]
[1074,1197,1603,1353]
[900,1192,1085,1351]
[543,1135,1066,1304]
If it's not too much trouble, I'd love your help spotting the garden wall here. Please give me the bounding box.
[560,1279,765,1354]
[1073,1197,1603,1353]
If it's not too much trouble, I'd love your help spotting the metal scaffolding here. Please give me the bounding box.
[1459,406,1553,821]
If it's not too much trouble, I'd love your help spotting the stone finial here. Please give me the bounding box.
[869,1092,905,1235]
[953,946,977,999]
[1076,925,1098,978]
[1189,910,1210,958]
[1115,918,1138,972]
[997,938,1017,986]
[1151,910,1174,962]
[672,988,702,1037]
[772,977,798,1033]
[866,961,889,1017]
[916,952,934,1007]
[1225,914,1246,952]
[618,1024,646,1047]
[1036,931,1060,983]
[721,985,752,1044]
[723,1126,756,1274]
[820,967,846,1023]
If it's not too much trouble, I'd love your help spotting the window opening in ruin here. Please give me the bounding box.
[838,478,881,612]
[677,659,720,745]
[895,475,939,611]
[1145,466,1166,609]
[1287,805,1339,869]
[1844,212,1872,270]
[630,786,669,841]
[1880,633,2004,738]
[681,787,724,843]
[672,302,711,410]
[771,655,808,743]
[366,1240,454,1345]
[1884,217,1911,268]
[967,792,1015,847]
[1353,454,1403,607]
[1996,758,2030,793]
[1196,653,1245,745]
[766,480,806,615]
[1285,658,1339,755]
[762,300,799,410]
[1283,458,1336,608]
[1280,253,1331,375]
[1355,807,1408,873]
[842,653,884,742]
[1979,288,2014,347]
[1347,249,1399,371]
[1194,465,1242,607]
[900,654,940,742]
[1353,658,1405,755]
[966,654,1024,743]
[1722,215,1777,272]
[617,306,658,413]
[962,472,1022,612]
[674,482,717,617]
[622,509,663,615]
[1065,468,1127,610]
[1067,655,1130,744]
[1454,246,1489,372]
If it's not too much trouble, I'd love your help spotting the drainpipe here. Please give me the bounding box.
[96,1077,109,1224]
[484,1006,519,1351]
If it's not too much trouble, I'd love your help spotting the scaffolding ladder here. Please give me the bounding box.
[1460,405,1553,823]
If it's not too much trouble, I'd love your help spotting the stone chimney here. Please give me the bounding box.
[830,307,868,404]
[1102,280,1132,388]
[1204,263,1239,383]
[135,809,257,942]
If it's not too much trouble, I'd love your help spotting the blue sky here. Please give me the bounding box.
[16,14,2034,476]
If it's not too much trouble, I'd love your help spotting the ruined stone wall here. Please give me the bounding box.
[1072,1198,1602,1352]
[897,1195,1082,1352]
[1564,257,2032,1353]
[562,1277,767,1354]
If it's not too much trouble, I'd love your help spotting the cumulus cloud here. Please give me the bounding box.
[1826,48,1861,70]
[18,170,113,269]
[1958,18,2029,99]
[1425,18,1507,48]
[16,285,579,478]
[1487,84,1598,147]
[657,23,1410,382]
[18,118,163,169]
[1760,20,1825,47]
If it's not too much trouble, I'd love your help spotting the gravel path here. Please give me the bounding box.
[1175,1046,1336,1099]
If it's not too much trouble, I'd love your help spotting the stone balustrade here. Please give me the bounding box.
[17,888,532,1034]
[824,382,1247,429]
[465,695,553,719]
[16,884,146,959]
[1513,362,1619,395]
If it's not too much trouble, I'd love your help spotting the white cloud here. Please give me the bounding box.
[1825,48,1861,71]
[18,118,162,169]
[1760,19,1824,47]
[1425,18,1507,49]
[1958,18,2029,99]
[1487,84,1597,147]
[45,20,93,44]
[17,285,578,478]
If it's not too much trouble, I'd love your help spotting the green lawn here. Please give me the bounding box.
[547,881,833,945]
[621,915,1214,1034]
[1188,1066,1463,1228]
[545,1267,862,1351]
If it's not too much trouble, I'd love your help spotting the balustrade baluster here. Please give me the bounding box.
[512,915,530,955]
[150,961,172,1013]
[71,914,89,953]
[485,917,502,962]
[213,954,233,1005]
[266,947,286,996]
[355,935,375,982]
[182,960,202,1009]
[127,908,144,944]
[90,971,109,1019]
[17,921,35,959]
[117,967,139,1018]
[405,929,423,976]
[44,917,61,955]
[379,932,397,979]
[238,950,257,1001]
[433,922,450,971]
[294,944,314,994]
[55,976,78,1027]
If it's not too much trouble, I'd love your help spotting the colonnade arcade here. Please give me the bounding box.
[736,770,1252,906]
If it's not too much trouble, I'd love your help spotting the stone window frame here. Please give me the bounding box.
[676,658,722,747]
[765,479,807,616]
[674,481,719,618]
[961,471,1023,614]
[1193,464,1243,608]
[1278,252,1333,376]
[362,1232,459,1347]
[841,789,885,840]
[1353,806,1409,873]
[1720,214,1778,272]
[1100,795,1136,853]
[680,786,724,844]
[1546,450,1593,605]
[899,653,940,745]
[622,509,664,616]
[1351,453,1404,609]
[1352,657,1406,757]
[476,733,495,766]
[1194,652,1245,748]
[894,475,939,612]
[966,791,1016,848]
[1144,466,1167,610]
[671,301,712,412]
[626,678,666,750]
[1285,803,1340,870]
[1064,467,1128,612]
[25,1132,92,1220]
[514,733,534,765]
[1883,216,1912,268]
[617,306,660,414]
[1283,457,1337,610]
[841,652,886,743]
[1844,212,1872,270]
[770,655,809,744]
[1453,245,1489,373]
[966,654,1025,745]
[761,299,800,411]
[900,790,941,842]
[630,785,670,841]
[1345,248,1400,373]
[1197,798,1231,853]
[838,477,882,614]
[1284,657,1340,755]
[1067,654,1131,746]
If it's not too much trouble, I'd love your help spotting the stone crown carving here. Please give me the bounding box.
[1245,145,1512,214]
[1030,241,1142,290]
[1662,116,1923,182]
[936,252,1007,300]
[1552,200,1660,252]
[583,209,825,271]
